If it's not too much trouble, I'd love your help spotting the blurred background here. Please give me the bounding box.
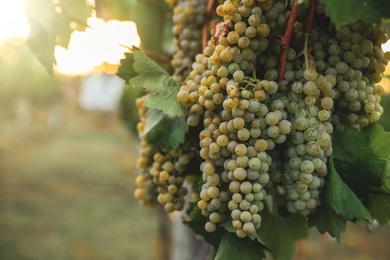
[0,0,389,259]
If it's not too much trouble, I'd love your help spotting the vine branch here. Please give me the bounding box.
[277,0,300,83]
[305,0,316,35]
[142,49,172,65]
[202,0,217,49]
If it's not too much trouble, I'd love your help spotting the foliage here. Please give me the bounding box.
[144,109,188,150]
[322,0,390,27]
[257,205,308,260]
[118,48,183,117]
[307,205,346,243]
[214,233,266,260]
[325,157,372,222]
[118,49,188,149]
[22,0,92,71]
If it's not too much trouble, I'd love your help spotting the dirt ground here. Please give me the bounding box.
[0,110,159,260]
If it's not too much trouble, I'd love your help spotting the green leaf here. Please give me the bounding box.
[322,0,390,27]
[365,192,390,225]
[132,50,168,75]
[325,157,372,222]
[131,73,174,92]
[144,109,188,150]
[125,49,183,117]
[220,216,236,233]
[333,127,382,198]
[307,204,346,243]
[143,91,183,118]
[363,124,390,191]
[117,53,137,83]
[25,20,56,71]
[214,233,266,260]
[184,206,223,248]
[332,124,390,225]
[23,0,92,71]
[257,208,308,260]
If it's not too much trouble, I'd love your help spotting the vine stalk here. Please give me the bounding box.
[277,0,300,83]
[202,0,217,50]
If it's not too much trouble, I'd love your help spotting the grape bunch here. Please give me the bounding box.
[177,0,296,238]
[171,0,208,83]
[133,0,389,239]
[133,98,194,212]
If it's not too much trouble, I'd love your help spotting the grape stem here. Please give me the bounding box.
[277,0,300,83]
[142,49,172,65]
[302,0,316,69]
[298,35,310,70]
[202,0,217,50]
[369,190,390,197]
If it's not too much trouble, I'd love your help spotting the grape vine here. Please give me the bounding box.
[117,0,390,259]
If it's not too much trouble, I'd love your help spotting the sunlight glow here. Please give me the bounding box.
[54,17,141,76]
[0,0,30,45]
[380,40,390,93]
[0,0,140,76]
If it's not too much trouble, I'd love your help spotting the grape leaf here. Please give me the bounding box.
[362,124,390,191]
[143,91,183,118]
[25,20,56,71]
[132,50,168,75]
[332,127,382,198]
[220,216,235,233]
[214,233,266,260]
[365,192,390,225]
[257,207,308,260]
[23,0,92,70]
[325,157,372,222]
[126,50,183,117]
[184,206,223,248]
[307,204,346,243]
[211,21,230,46]
[144,109,188,150]
[322,0,390,27]
[131,73,174,91]
[332,124,390,224]
[361,124,390,224]
[117,52,137,83]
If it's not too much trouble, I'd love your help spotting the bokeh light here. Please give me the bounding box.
[380,40,390,92]
[0,0,30,44]
[54,18,141,76]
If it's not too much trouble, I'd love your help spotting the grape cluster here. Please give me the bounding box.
[134,0,389,239]
[171,0,208,83]
[177,0,295,238]
[308,22,388,130]
[133,98,158,207]
[280,70,335,216]
[133,98,194,212]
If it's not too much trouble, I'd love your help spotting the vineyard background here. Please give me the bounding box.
[1,0,390,259]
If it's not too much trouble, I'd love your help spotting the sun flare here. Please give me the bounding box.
[0,0,30,44]
[0,0,141,76]
[54,17,141,76]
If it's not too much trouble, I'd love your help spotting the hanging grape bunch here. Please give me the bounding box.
[118,0,390,258]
